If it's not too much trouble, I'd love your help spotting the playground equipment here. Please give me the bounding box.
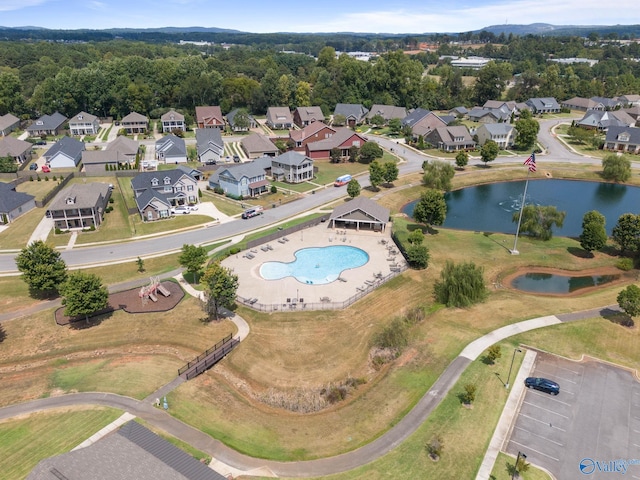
[139,276,170,305]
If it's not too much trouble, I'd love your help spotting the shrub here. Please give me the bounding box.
[323,385,347,403]
[270,185,277,194]
[44,176,49,181]
[229,247,241,255]
[616,258,634,271]
[37,175,41,182]
[109,197,114,203]
[426,435,444,460]
[461,383,477,404]
[404,306,426,326]
[214,186,224,195]
[373,317,408,351]
[29,176,33,181]
[486,345,502,364]
[434,261,488,308]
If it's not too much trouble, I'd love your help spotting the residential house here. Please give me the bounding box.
[44,136,84,169]
[402,109,447,138]
[448,106,469,118]
[27,421,227,480]
[68,111,100,135]
[82,136,139,174]
[293,106,324,127]
[161,110,186,133]
[0,113,20,136]
[590,96,621,110]
[622,105,640,122]
[604,126,640,154]
[196,128,224,164]
[226,108,257,132]
[271,151,314,183]
[468,107,510,123]
[131,169,199,221]
[426,126,476,151]
[0,136,32,164]
[208,156,271,197]
[266,107,293,129]
[121,112,149,134]
[305,127,368,159]
[576,110,636,131]
[176,164,204,181]
[155,134,187,164]
[562,97,606,111]
[525,97,561,114]
[618,94,640,107]
[241,133,278,159]
[27,111,67,137]
[47,183,111,230]
[333,103,369,126]
[289,121,336,151]
[0,182,35,224]
[476,123,516,148]
[482,100,518,115]
[366,105,407,124]
[196,106,224,129]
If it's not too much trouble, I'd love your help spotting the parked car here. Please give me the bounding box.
[29,163,38,170]
[525,377,560,395]
[242,206,263,219]
[204,159,216,165]
[171,206,190,215]
[41,165,50,173]
[34,140,47,146]
[187,205,199,212]
[233,155,241,163]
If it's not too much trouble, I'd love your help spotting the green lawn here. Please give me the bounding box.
[0,206,45,249]
[0,408,122,480]
[313,162,370,185]
[15,178,60,201]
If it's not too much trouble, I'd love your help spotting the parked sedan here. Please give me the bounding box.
[41,165,51,173]
[171,206,190,215]
[525,377,560,395]
[29,163,38,170]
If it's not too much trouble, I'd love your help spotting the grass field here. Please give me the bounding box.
[0,407,122,480]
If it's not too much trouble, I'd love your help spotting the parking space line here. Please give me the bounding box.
[523,401,570,418]
[554,364,582,375]
[510,440,560,461]
[518,413,567,432]
[514,426,564,446]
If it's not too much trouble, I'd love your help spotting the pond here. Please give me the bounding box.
[509,271,621,294]
[402,179,640,237]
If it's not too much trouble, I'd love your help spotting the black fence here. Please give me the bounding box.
[178,334,238,378]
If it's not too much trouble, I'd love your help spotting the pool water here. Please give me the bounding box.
[260,246,369,284]
[510,272,620,294]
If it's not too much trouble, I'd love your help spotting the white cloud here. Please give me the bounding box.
[0,0,47,12]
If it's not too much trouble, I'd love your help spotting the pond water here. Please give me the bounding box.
[402,179,640,237]
[509,272,620,294]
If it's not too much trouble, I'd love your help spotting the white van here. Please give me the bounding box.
[242,206,264,219]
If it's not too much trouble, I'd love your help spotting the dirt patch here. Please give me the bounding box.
[54,281,184,325]
[500,266,635,297]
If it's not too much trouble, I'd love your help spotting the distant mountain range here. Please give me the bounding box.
[0,23,639,38]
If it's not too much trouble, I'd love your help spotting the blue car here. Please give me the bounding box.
[525,377,560,395]
[29,163,38,170]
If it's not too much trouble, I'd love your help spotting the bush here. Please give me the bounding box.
[461,383,477,404]
[426,435,444,460]
[616,258,634,271]
[487,345,502,364]
[434,261,488,308]
[229,247,241,255]
[373,317,408,351]
[44,176,49,181]
[29,176,33,181]
[270,185,277,194]
[323,385,347,403]
[109,197,114,203]
[214,186,224,195]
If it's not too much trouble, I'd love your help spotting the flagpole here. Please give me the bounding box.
[511,170,530,255]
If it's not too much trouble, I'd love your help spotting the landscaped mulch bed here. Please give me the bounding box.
[55,281,185,326]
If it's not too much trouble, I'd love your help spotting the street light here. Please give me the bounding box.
[512,451,527,479]
[505,347,523,390]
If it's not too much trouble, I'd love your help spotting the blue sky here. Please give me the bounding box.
[0,0,636,34]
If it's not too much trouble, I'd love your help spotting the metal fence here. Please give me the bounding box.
[246,214,331,250]
[178,333,233,376]
[182,338,240,380]
[237,264,409,312]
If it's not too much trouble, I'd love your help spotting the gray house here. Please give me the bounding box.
[576,110,636,131]
[208,157,271,197]
[526,97,561,114]
[0,136,32,164]
[604,126,640,154]
[366,105,407,124]
[121,111,149,134]
[82,136,139,174]
[266,107,293,129]
[69,111,100,135]
[226,108,257,132]
[241,133,278,159]
[27,112,67,137]
[44,136,84,169]
[476,123,516,148]
[0,182,35,224]
[271,151,314,183]
[196,128,224,164]
[156,134,187,164]
[426,126,476,151]
[132,169,199,220]
[47,183,111,230]
[0,113,20,136]
[333,103,369,126]
[161,110,186,133]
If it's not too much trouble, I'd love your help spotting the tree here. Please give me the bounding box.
[413,189,447,227]
[434,260,488,308]
[512,205,566,241]
[333,114,347,126]
[16,240,67,296]
[407,229,425,245]
[455,151,469,169]
[426,435,444,461]
[567,125,595,145]
[368,160,384,189]
[136,257,145,273]
[514,109,540,150]
[330,147,342,163]
[0,156,18,173]
[461,383,477,405]
[617,284,640,318]
[201,262,239,321]
[480,140,499,166]
[179,244,208,284]
[348,145,359,163]
[406,244,429,269]
[422,160,455,191]
[473,61,513,105]
[382,161,399,185]
[347,178,361,198]
[359,141,383,164]
[369,113,385,127]
[232,108,250,130]
[388,118,402,135]
[486,345,502,364]
[602,153,631,183]
[612,213,640,255]
[59,272,109,323]
[579,210,607,255]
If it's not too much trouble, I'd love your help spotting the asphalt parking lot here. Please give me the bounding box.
[506,352,640,479]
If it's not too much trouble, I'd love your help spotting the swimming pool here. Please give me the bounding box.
[260,246,369,284]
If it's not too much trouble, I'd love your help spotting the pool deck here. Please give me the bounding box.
[222,224,406,311]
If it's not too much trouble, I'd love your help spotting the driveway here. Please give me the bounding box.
[506,352,640,479]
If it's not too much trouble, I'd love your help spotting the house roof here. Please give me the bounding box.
[106,135,139,155]
[468,107,508,121]
[82,149,130,165]
[156,134,186,156]
[623,105,640,118]
[577,110,635,129]
[69,111,98,124]
[196,128,223,151]
[619,94,640,103]
[241,133,278,155]
[562,97,602,110]
[294,106,324,123]
[122,111,148,123]
[0,113,20,132]
[131,169,197,192]
[266,107,293,125]
[217,156,271,182]
[590,96,621,109]
[274,151,313,167]
[176,165,203,178]
[161,110,185,122]
[44,136,84,162]
[0,182,34,213]
[0,136,31,157]
[289,121,335,142]
[196,106,223,125]
[605,126,640,144]
[449,106,469,115]
[333,103,369,121]
[482,100,516,112]
[135,187,173,212]
[48,183,110,211]
[27,111,67,132]
[366,105,407,121]
[226,108,255,127]
[401,108,432,127]
[305,128,367,151]
[526,97,560,111]
[27,421,226,480]
[329,196,389,224]
[429,126,474,145]
[478,123,514,136]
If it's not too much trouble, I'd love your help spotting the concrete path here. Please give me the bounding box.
[26,215,53,245]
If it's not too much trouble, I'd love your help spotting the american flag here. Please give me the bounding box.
[524,152,536,172]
